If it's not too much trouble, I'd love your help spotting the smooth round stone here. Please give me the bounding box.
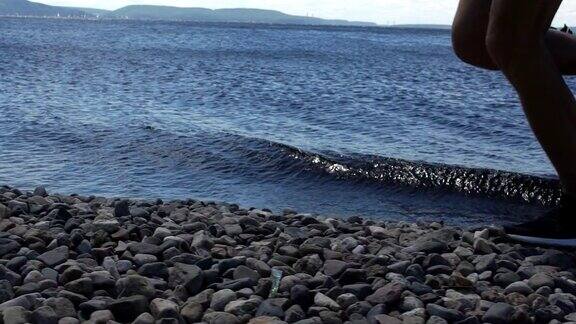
[341,237,359,251]
[482,303,514,324]
[210,289,237,311]
[117,260,133,273]
[337,293,358,309]
[400,296,424,312]
[528,273,555,290]
[505,282,534,295]
[133,254,158,266]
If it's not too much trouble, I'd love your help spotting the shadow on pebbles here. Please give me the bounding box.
[0,185,576,324]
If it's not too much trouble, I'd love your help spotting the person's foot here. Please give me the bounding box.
[505,195,576,247]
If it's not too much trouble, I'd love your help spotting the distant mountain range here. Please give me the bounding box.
[0,0,377,26]
[0,0,87,17]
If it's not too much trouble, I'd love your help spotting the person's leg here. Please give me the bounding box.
[452,0,576,75]
[485,0,576,197]
[547,29,576,74]
[452,0,497,70]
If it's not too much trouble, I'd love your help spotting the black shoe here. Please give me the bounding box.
[505,196,576,247]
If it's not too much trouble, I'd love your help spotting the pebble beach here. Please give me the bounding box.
[1,185,576,324]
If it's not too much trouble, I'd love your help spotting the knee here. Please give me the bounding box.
[485,28,545,70]
[452,22,496,69]
[452,23,482,65]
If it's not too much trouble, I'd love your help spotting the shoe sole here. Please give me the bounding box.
[508,234,576,248]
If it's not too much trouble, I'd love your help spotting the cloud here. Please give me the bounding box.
[38,0,576,25]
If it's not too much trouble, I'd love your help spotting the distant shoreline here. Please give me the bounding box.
[0,1,376,27]
[0,14,376,27]
[0,15,458,32]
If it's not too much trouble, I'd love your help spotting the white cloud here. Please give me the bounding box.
[36,0,576,26]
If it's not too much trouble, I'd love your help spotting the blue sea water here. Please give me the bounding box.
[0,18,572,225]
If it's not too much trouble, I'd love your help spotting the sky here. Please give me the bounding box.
[37,0,576,26]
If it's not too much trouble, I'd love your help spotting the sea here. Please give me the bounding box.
[1,18,572,226]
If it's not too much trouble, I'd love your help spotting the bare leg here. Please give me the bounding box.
[453,0,576,75]
[547,30,576,75]
[486,0,576,196]
[452,0,497,70]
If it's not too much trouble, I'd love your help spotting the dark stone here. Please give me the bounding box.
[0,265,21,286]
[493,272,521,288]
[342,284,373,300]
[37,247,69,267]
[218,258,244,274]
[150,298,180,319]
[130,207,150,219]
[403,239,448,254]
[79,297,113,317]
[2,306,30,324]
[128,242,163,256]
[8,200,29,214]
[323,260,349,278]
[0,238,20,257]
[534,305,564,323]
[426,304,463,322]
[169,263,204,295]
[114,200,130,217]
[5,256,28,272]
[339,268,367,286]
[254,278,273,297]
[215,278,255,291]
[320,310,343,324]
[346,301,373,317]
[115,275,155,299]
[427,265,452,275]
[527,273,555,290]
[291,285,313,309]
[43,297,77,318]
[47,208,72,222]
[0,280,15,304]
[256,299,285,318]
[482,303,514,324]
[168,254,202,266]
[31,305,58,324]
[109,295,149,322]
[456,261,475,277]
[202,311,240,324]
[181,302,204,323]
[60,267,84,285]
[58,290,88,305]
[367,304,387,323]
[474,254,497,273]
[285,304,306,322]
[233,265,261,282]
[405,264,425,279]
[33,186,48,197]
[138,262,169,278]
[365,282,405,306]
[64,278,93,296]
[372,315,401,324]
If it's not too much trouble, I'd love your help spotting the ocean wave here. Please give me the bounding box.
[265,140,562,206]
[138,124,561,206]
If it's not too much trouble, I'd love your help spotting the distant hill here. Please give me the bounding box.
[72,7,110,17]
[0,0,377,26]
[105,6,376,26]
[0,0,92,17]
